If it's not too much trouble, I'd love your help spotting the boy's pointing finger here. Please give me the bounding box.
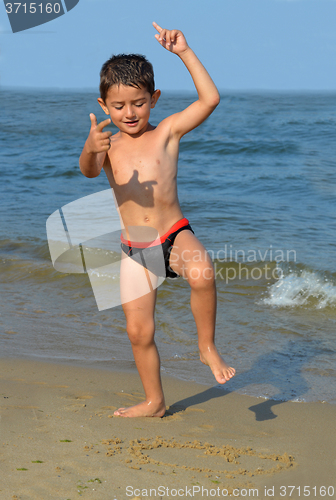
[152,21,162,33]
[96,118,111,132]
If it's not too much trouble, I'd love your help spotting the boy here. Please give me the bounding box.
[79,22,235,417]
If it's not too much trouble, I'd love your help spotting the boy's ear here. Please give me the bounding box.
[151,89,161,109]
[97,97,110,115]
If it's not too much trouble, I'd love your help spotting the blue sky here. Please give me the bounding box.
[1,0,336,91]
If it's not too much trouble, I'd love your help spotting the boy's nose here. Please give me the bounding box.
[125,106,136,119]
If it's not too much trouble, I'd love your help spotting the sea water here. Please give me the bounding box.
[1,88,335,403]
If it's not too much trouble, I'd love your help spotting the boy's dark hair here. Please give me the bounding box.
[99,54,155,102]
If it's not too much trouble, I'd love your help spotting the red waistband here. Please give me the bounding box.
[121,218,190,248]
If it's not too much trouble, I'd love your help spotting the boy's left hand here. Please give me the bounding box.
[153,22,189,55]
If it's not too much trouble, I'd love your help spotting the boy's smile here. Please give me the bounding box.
[98,84,160,137]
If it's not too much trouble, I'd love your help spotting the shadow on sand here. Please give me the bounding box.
[167,339,330,421]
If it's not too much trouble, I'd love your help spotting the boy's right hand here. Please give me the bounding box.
[86,114,112,154]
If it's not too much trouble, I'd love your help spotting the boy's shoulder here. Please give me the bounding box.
[152,113,184,141]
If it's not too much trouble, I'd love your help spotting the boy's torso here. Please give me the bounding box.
[103,120,184,236]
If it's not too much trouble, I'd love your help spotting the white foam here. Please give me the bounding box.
[262,270,336,309]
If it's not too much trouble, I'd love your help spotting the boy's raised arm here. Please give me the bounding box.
[153,22,220,138]
[79,114,112,178]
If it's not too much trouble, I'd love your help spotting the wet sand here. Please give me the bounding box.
[0,358,335,500]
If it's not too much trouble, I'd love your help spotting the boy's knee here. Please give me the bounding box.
[188,262,215,290]
[126,320,155,346]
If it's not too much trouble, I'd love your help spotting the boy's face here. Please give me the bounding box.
[98,84,160,136]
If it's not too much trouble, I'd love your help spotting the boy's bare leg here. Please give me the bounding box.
[170,231,235,384]
[114,253,165,417]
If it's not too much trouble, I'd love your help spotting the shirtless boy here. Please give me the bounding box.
[79,22,235,417]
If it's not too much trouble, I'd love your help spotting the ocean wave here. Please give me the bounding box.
[180,139,298,156]
[262,269,336,309]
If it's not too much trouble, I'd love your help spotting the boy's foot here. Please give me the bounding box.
[199,346,235,384]
[114,400,166,418]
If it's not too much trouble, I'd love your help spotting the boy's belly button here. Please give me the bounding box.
[144,216,149,223]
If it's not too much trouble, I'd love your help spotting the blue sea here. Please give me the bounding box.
[1,88,335,403]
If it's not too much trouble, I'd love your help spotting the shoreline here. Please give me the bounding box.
[1,357,335,499]
[2,352,335,405]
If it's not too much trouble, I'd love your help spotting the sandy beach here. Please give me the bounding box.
[0,358,335,500]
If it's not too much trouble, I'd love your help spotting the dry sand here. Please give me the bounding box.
[0,358,335,500]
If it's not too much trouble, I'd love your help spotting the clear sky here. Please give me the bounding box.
[1,0,336,92]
